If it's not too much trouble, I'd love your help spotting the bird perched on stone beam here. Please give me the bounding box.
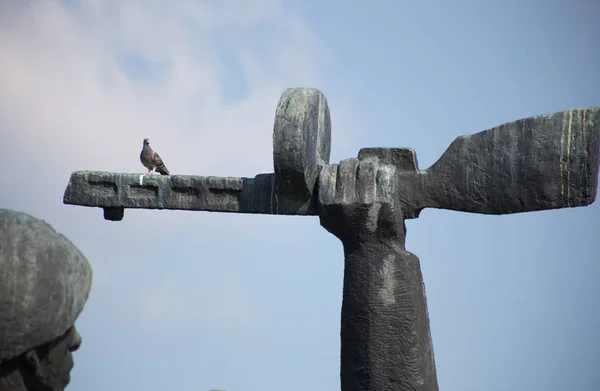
[140,138,170,176]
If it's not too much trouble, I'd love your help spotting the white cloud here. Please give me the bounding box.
[0,0,335,330]
[0,0,324,175]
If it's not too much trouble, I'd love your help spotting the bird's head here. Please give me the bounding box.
[143,138,150,146]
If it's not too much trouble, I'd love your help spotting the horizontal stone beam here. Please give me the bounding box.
[63,171,318,220]
[63,107,600,221]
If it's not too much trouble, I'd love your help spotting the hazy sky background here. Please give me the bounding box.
[1,0,599,390]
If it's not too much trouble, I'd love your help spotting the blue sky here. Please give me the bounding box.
[0,0,599,390]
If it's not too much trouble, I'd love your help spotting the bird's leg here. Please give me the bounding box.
[144,169,153,176]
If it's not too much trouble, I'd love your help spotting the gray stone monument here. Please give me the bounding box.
[0,209,93,391]
[63,88,600,391]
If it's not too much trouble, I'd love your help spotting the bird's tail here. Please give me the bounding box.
[157,164,170,175]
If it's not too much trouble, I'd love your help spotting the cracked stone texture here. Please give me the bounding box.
[0,209,93,364]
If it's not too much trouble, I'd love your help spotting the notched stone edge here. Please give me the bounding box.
[63,171,318,218]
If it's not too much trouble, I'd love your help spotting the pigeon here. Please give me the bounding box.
[140,138,170,176]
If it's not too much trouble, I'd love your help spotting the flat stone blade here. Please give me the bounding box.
[419,108,600,214]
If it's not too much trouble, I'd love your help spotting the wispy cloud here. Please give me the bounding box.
[0,0,333,330]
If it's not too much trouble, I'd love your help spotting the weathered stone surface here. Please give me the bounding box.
[318,157,439,391]
[273,88,332,211]
[419,107,600,214]
[0,209,89,390]
[61,87,600,391]
[311,106,600,391]
[63,171,319,219]
[0,326,83,390]
[64,88,333,219]
[0,209,92,365]
[358,147,419,172]
[357,147,423,219]
[64,106,600,222]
